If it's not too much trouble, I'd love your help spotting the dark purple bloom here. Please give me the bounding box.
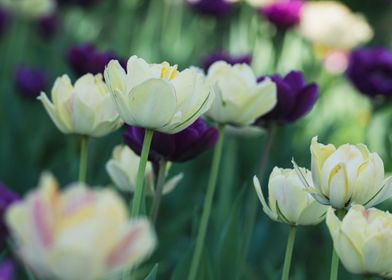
[260,0,302,30]
[257,71,318,124]
[202,52,252,71]
[0,8,10,36]
[124,119,218,162]
[37,13,58,39]
[14,66,48,99]
[346,48,392,98]
[67,43,125,77]
[0,184,19,249]
[187,0,233,17]
[0,260,15,280]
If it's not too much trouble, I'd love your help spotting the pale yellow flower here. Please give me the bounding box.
[6,173,156,280]
[327,205,392,278]
[38,74,123,138]
[0,0,56,18]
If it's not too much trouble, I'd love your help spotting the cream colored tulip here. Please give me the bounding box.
[104,56,213,134]
[38,74,123,138]
[0,0,55,18]
[327,205,392,278]
[294,137,392,209]
[253,167,327,226]
[106,145,183,194]
[206,61,277,126]
[5,173,156,280]
[299,1,373,51]
[244,0,275,8]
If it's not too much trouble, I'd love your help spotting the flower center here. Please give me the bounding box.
[160,62,178,80]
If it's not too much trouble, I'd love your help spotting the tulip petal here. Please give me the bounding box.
[362,234,392,274]
[126,56,154,88]
[162,173,184,195]
[111,88,136,125]
[297,201,327,225]
[365,176,392,207]
[127,79,177,129]
[104,60,127,93]
[253,176,278,221]
[106,161,133,192]
[328,163,350,209]
[38,92,70,133]
[71,93,96,136]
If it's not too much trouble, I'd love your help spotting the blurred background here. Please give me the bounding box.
[1,0,392,279]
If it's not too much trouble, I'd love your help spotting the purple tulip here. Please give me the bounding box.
[260,0,302,30]
[0,8,10,36]
[0,184,19,249]
[0,260,15,280]
[202,52,252,71]
[37,13,58,39]
[57,0,100,8]
[346,48,392,98]
[124,119,218,163]
[14,66,48,99]
[187,0,234,17]
[257,71,318,124]
[67,43,125,77]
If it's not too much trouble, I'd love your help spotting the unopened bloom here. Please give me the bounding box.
[202,52,252,71]
[256,71,318,124]
[104,56,213,134]
[346,48,392,99]
[253,167,327,226]
[327,205,392,278]
[5,174,156,280]
[295,137,392,209]
[0,0,56,19]
[123,118,218,163]
[38,73,123,137]
[260,0,302,30]
[106,145,183,194]
[299,1,372,51]
[206,61,277,126]
[0,183,19,248]
[67,44,125,77]
[186,0,234,17]
[15,65,48,99]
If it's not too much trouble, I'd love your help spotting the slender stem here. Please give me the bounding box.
[150,159,168,224]
[78,136,89,183]
[281,226,297,280]
[131,129,154,217]
[330,209,346,280]
[188,124,225,280]
[236,125,277,280]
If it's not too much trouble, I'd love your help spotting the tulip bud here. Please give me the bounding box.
[5,173,156,280]
[106,145,183,195]
[327,205,392,278]
[253,167,327,226]
[38,73,123,137]
[104,56,213,134]
[294,137,392,209]
[206,61,277,126]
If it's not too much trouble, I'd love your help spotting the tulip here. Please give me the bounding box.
[123,119,218,163]
[0,8,10,36]
[0,260,15,280]
[0,0,56,19]
[346,48,392,99]
[259,0,303,30]
[327,205,392,278]
[245,0,275,8]
[38,73,123,138]
[104,56,213,134]
[299,1,373,52]
[202,52,252,72]
[206,61,277,126]
[106,145,183,194]
[5,173,156,280]
[0,183,19,249]
[294,137,392,209]
[256,71,318,124]
[186,0,234,17]
[253,167,327,225]
[37,13,58,39]
[67,44,125,77]
[15,65,48,99]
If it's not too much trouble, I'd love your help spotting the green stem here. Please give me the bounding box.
[150,159,168,224]
[188,124,225,280]
[78,136,89,183]
[236,124,277,280]
[281,226,297,280]
[330,209,346,280]
[131,129,154,217]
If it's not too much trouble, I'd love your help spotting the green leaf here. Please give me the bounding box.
[144,264,159,280]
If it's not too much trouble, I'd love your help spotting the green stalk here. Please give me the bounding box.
[150,159,168,224]
[131,129,154,217]
[281,226,297,280]
[78,136,89,183]
[188,124,225,280]
[330,209,347,280]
